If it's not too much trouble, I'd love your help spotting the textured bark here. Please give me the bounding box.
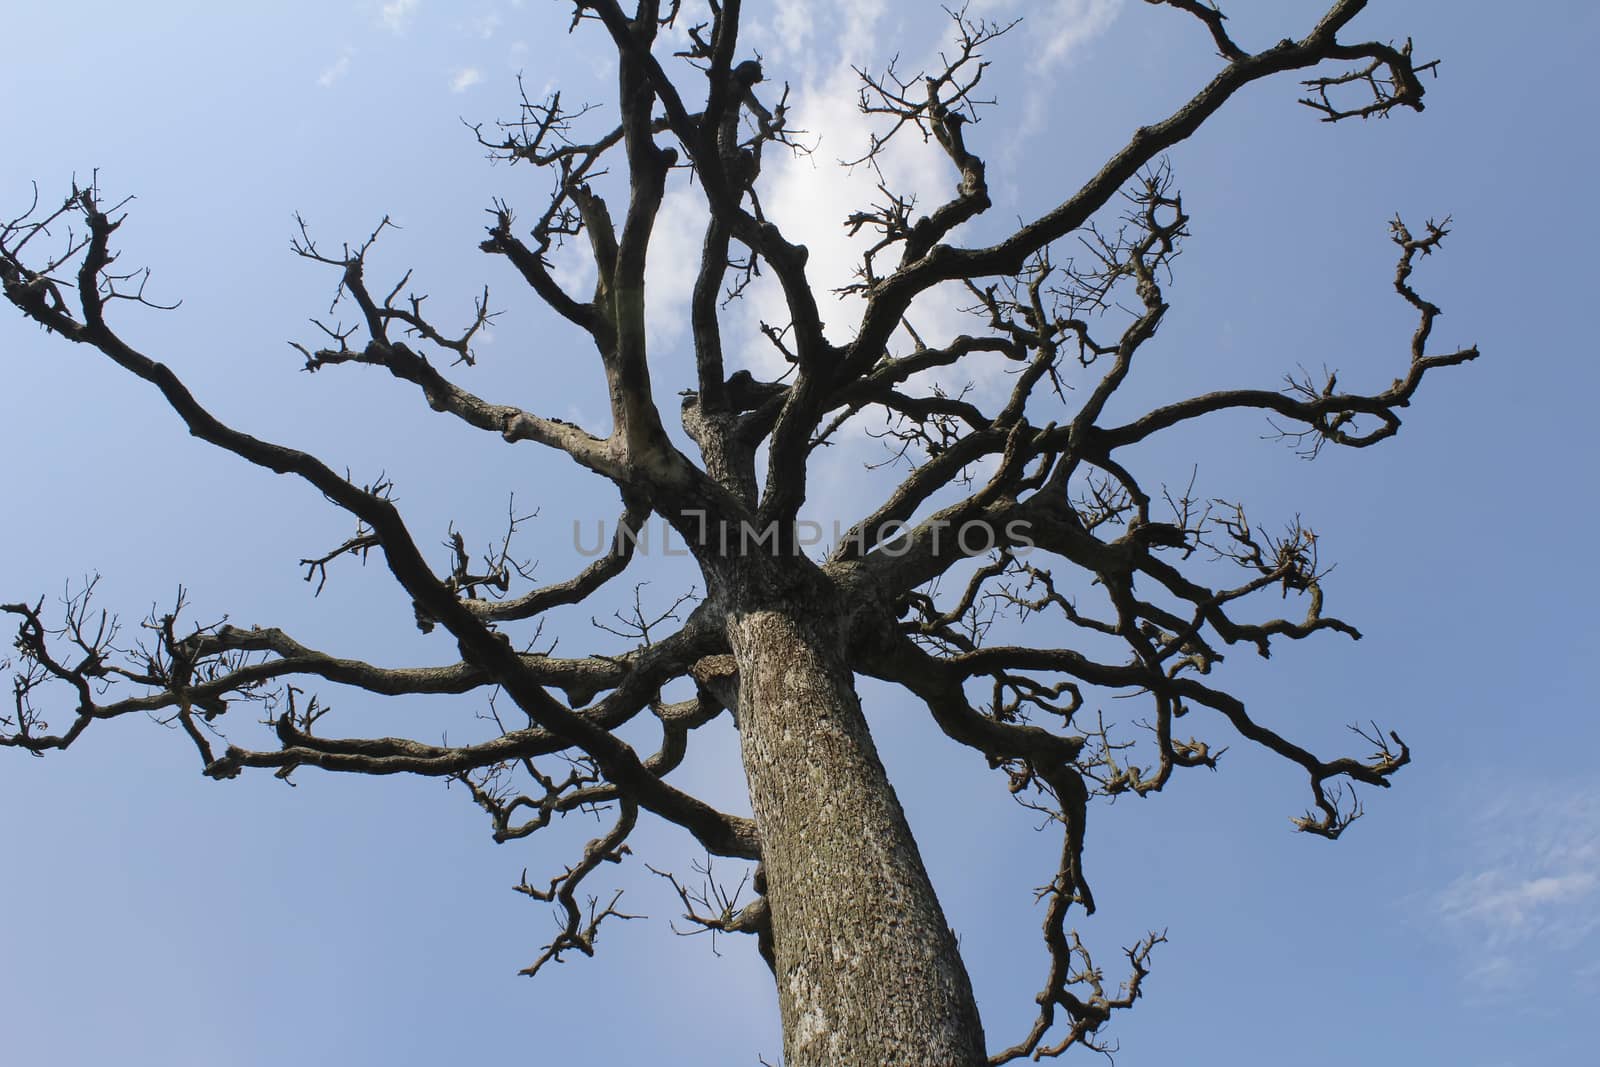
[729,605,986,1066]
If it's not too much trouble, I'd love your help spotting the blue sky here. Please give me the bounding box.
[2,1,1596,1064]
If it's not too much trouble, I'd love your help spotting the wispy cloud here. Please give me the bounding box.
[450,67,484,93]
[317,48,354,88]
[956,0,1123,73]
[380,0,420,34]
[959,0,1124,160]
[1440,871,1597,929]
[472,12,502,39]
[1026,0,1122,74]
[1432,779,1600,990]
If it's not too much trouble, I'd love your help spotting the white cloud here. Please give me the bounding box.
[741,0,1123,345]
[450,67,484,93]
[742,2,1104,397]
[1027,0,1122,74]
[958,0,1125,168]
[318,49,354,88]
[960,0,1122,73]
[472,12,502,40]
[548,228,598,315]
[380,0,420,34]
[839,0,888,58]
[772,0,815,61]
[1439,871,1597,932]
[659,2,1123,484]
[644,186,709,352]
[738,2,940,358]
[1432,780,1600,990]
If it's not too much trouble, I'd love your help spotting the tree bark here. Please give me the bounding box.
[729,604,986,1066]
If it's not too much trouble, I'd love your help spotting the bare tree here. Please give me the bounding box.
[1,2,1473,1063]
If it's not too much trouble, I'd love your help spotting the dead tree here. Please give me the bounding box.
[1,2,1473,1063]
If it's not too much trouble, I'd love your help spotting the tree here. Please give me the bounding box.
[0,2,1474,1063]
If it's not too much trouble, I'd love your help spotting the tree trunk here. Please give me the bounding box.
[729,605,987,1066]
